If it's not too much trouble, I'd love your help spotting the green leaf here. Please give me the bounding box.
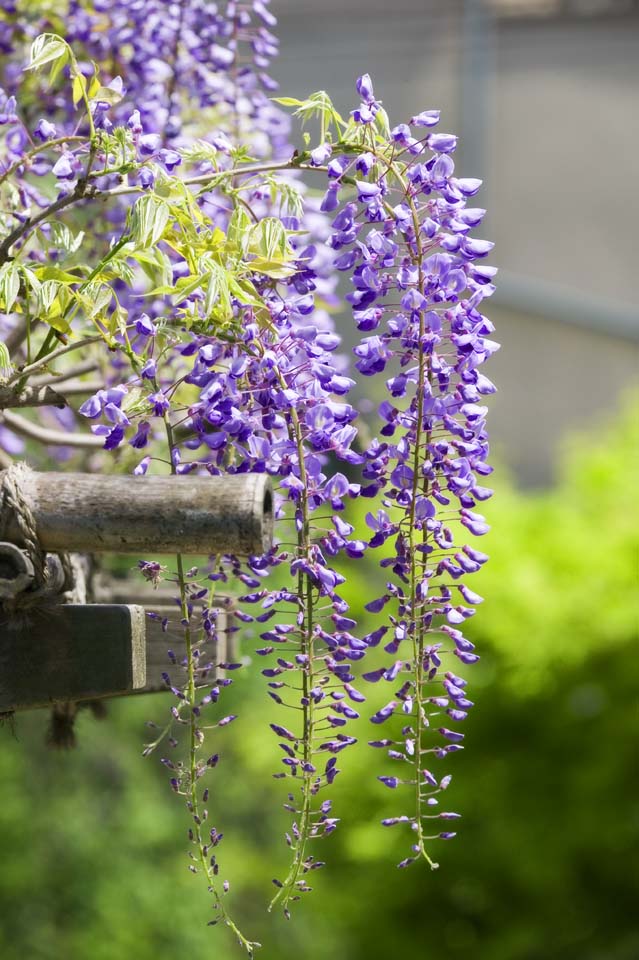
[266,178,305,219]
[153,173,192,202]
[248,218,296,277]
[144,272,206,301]
[35,280,71,333]
[129,195,170,249]
[227,276,263,310]
[20,267,41,301]
[106,257,136,286]
[108,305,129,338]
[175,273,207,300]
[180,140,219,166]
[0,263,21,313]
[90,85,125,106]
[204,262,231,318]
[71,72,87,106]
[27,33,68,72]
[272,97,306,107]
[48,222,85,255]
[279,90,346,137]
[37,280,60,313]
[374,106,392,139]
[80,282,112,319]
[249,218,290,261]
[0,340,12,379]
[34,265,84,284]
[248,258,296,279]
[227,206,252,258]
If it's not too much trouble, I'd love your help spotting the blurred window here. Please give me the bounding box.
[488,0,638,16]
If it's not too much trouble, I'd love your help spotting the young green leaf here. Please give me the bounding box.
[0,263,21,313]
[48,222,86,255]
[0,340,12,379]
[204,262,232,319]
[227,206,252,258]
[248,218,296,278]
[27,33,69,73]
[129,195,170,249]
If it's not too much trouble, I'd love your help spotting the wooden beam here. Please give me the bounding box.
[1,469,273,556]
[90,579,235,694]
[0,604,146,712]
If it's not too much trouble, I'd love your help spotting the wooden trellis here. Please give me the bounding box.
[0,467,273,714]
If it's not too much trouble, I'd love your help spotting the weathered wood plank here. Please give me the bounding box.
[141,604,231,693]
[0,604,146,712]
[90,578,235,694]
[0,470,273,556]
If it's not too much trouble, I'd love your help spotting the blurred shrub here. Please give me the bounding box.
[0,395,637,960]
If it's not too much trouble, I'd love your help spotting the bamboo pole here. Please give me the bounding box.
[0,470,273,556]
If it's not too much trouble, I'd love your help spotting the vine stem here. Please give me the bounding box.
[7,335,105,384]
[0,155,326,267]
[0,135,86,187]
[368,145,440,869]
[250,336,317,915]
[268,404,316,914]
[162,413,259,955]
[405,179,439,872]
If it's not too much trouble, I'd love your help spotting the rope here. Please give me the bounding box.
[0,463,47,585]
[0,464,92,748]
[0,463,76,605]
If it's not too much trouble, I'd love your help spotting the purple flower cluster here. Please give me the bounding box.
[1,0,334,465]
[0,0,498,942]
[158,263,370,910]
[1,1,284,148]
[320,74,498,867]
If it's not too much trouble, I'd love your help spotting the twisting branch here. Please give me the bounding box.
[0,153,326,269]
[52,380,104,397]
[32,359,99,386]
[0,409,103,447]
[0,180,99,266]
[7,336,105,385]
[0,383,66,409]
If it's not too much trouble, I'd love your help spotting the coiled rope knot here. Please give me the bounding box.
[0,462,74,611]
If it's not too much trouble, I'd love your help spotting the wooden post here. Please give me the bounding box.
[0,601,232,709]
[0,604,146,712]
[0,470,273,556]
[141,604,232,693]
[91,579,235,693]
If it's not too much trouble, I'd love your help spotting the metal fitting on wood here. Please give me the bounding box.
[0,541,34,599]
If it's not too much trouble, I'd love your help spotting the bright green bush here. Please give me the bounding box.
[0,395,636,960]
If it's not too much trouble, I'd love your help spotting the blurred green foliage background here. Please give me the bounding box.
[0,395,637,960]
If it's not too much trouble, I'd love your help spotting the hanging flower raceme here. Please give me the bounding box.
[320,74,498,869]
[174,269,369,914]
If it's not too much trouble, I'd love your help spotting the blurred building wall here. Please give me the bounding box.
[273,0,639,486]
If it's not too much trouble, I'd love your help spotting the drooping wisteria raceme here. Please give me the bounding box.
[317,75,497,867]
[0,1,497,953]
